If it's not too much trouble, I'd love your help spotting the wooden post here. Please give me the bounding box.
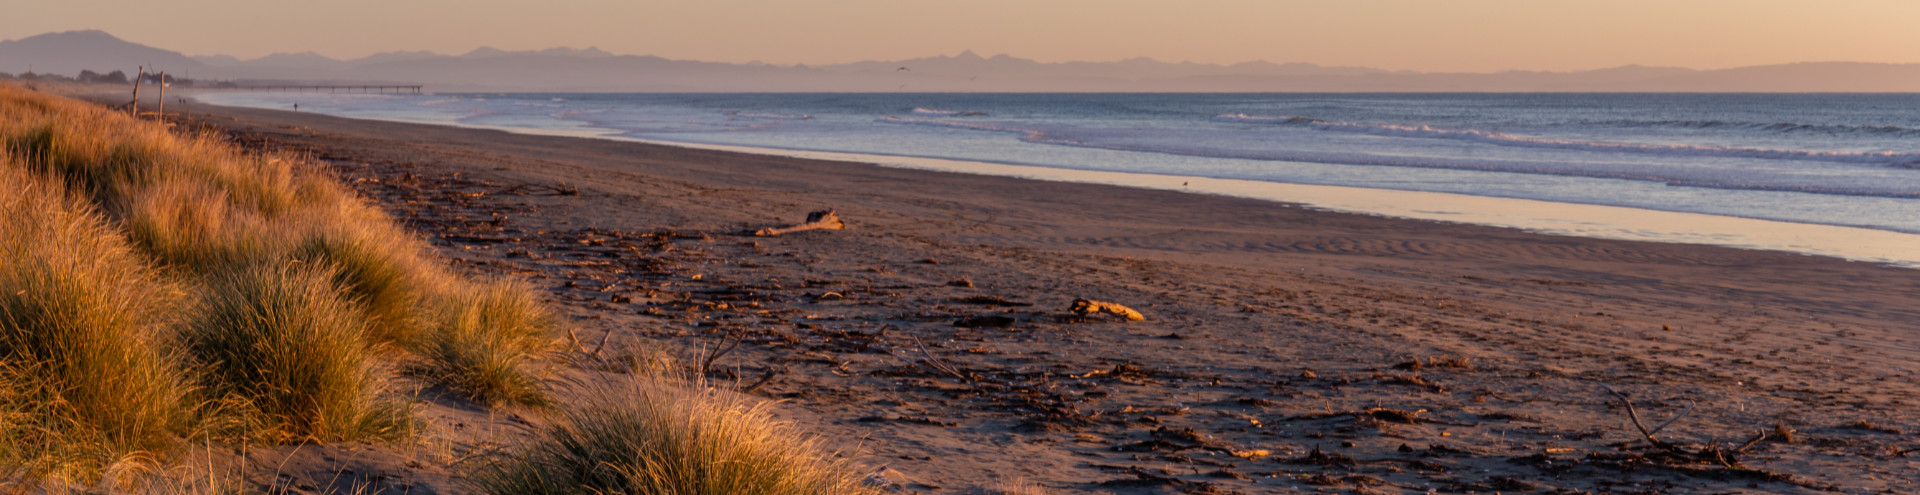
[131,65,144,117]
[156,72,165,118]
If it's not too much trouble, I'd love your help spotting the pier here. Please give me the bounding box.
[229,85,423,94]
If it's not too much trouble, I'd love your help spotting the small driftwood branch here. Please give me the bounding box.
[698,330,743,376]
[878,332,971,382]
[1070,298,1145,321]
[910,334,970,381]
[497,183,578,196]
[1602,384,1694,451]
[755,209,845,237]
[739,367,784,394]
[1734,429,1769,454]
[588,328,615,360]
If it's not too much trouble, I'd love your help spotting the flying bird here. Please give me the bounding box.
[896,66,910,72]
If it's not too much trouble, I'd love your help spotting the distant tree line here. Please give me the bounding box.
[79,70,130,84]
[0,69,223,87]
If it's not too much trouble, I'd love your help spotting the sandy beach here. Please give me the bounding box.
[110,92,1920,493]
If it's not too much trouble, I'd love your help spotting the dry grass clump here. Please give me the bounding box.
[123,179,277,272]
[0,82,558,405]
[0,82,563,483]
[992,481,1052,495]
[187,262,411,443]
[417,280,561,407]
[286,210,447,348]
[0,163,192,481]
[472,376,878,495]
[2,99,316,218]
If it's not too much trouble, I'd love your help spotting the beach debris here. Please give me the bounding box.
[861,465,906,492]
[1600,384,1694,451]
[754,209,845,236]
[496,182,578,196]
[697,329,744,375]
[856,415,958,427]
[1285,407,1427,425]
[1069,298,1144,321]
[1096,466,1191,489]
[1772,423,1796,443]
[738,366,783,394]
[955,295,1030,306]
[954,315,1016,328]
[904,334,971,381]
[1288,445,1358,467]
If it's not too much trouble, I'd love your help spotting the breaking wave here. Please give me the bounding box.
[1213,114,1920,167]
[912,107,988,117]
[722,110,812,120]
[881,116,1920,198]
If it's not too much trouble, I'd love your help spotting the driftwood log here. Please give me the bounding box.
[1071,298,1145,321]
[755,209,845,236]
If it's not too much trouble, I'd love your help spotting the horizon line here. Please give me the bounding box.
[12,29,1920,76]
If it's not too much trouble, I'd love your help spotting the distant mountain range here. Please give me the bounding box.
[4,30,1918,92]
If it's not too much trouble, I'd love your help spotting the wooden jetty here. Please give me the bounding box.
[229,85,423,94]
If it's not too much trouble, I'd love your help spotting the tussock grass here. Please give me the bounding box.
[417,280,561,407]
[286,210,446,348]
[188,262,411,443]
[124,179,275,272]
[472,376,878,495]
[0,163,192,481]
[0,82,564,483]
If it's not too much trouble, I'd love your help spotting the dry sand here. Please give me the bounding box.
[89,90,1920,493]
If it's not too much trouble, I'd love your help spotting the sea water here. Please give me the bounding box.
[198,92,1920,264]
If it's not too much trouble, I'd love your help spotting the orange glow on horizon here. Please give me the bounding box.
[7,0,1918,72]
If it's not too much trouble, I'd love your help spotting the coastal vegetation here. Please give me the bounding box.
[473,376,878,495]
[0,82,874,494]
[0,82,551,484]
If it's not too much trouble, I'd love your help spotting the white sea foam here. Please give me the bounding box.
[912,107,988,117]
[189,91,1920,242]
[723,110,812,120]
[1215,114,1920,167]
[880,116,1920,199]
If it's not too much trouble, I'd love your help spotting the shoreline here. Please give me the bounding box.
[81,85,1920,492]
[192,91,1920,269]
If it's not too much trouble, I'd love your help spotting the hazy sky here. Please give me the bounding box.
[8,0,1919,72]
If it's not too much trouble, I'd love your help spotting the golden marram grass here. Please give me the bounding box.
[0,82,871,494]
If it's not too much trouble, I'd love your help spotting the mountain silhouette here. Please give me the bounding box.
[4,30,1917,92]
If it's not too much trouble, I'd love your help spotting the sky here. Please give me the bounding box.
[7,0,1920,72]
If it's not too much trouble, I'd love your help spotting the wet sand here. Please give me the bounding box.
[108,90,1920,493]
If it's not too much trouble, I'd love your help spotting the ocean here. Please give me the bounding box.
[198,92,1920,264]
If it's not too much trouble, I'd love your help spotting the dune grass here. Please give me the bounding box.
[416,280,561,408]
[472,376,879,495]
[286,211,445,348]
[0,163,193,482]
[0,82,561,483]
[187,262,411,443]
